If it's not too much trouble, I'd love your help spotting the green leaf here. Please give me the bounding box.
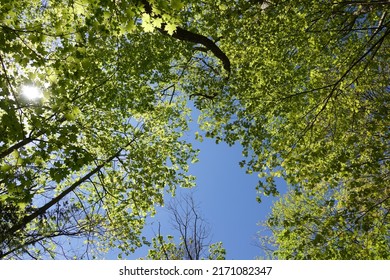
[165,23,177,35]
[171,0,184,11]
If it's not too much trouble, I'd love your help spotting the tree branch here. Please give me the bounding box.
[140,0,231,74]
[2,132,141,244]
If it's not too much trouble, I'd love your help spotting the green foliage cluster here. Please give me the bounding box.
[1,0,388,259]
[0,0,197,259]
[181,0,389,259]
[205,0,388,259]
[142,236,225,260]
[264,185,389,259]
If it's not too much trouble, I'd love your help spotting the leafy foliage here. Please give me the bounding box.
[261,184,389,259]
[0,0,198,259]
[1,0,388,259]
[197,0,389,196]
[144,235,225,260]
[187,0,389,258]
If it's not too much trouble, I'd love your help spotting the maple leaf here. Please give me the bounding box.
[165,23,177,35]
[152,18,163,29]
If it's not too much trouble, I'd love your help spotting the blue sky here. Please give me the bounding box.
[111,106,287,260]
[176,137,285,260]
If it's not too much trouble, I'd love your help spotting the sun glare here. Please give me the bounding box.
[21,85,43,100]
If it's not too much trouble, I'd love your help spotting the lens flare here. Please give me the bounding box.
[21,85,43,100]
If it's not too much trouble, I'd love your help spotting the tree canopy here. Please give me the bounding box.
[1,0,389,259]
[260,183,389,259]
[1,0,201,259]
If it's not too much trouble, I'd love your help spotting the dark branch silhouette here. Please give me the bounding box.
[0,132,141,257]
[140,0,231,74]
